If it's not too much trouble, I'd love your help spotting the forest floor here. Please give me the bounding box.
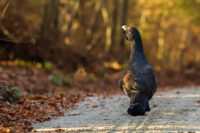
[0,62,200,132]
[33,88,200,132]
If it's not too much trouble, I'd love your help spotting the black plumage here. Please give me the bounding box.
[120,25,157,116]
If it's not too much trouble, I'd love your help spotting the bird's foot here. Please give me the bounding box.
[127,103,145,116]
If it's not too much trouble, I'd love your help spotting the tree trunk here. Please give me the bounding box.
[179,27,188,67]
[40,0,60,40]
[85,0,103,52]
[67,0,80,31]
[111,0,119,49]
[119,0,128,48]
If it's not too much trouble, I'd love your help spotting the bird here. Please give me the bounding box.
[120,25,157,116]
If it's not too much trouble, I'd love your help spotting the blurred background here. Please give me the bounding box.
[0,0,200,94]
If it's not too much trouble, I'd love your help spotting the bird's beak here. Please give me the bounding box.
[121,25,128,31]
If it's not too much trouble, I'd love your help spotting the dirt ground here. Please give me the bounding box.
[33,87,200,132]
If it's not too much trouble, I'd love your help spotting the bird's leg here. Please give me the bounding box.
[127,92,149,116]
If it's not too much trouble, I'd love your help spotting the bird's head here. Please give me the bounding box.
[121,25,140,41]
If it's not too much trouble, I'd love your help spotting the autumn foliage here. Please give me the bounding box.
[0,0,200,132]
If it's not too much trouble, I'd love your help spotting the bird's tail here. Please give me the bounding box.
[127,92,150,116]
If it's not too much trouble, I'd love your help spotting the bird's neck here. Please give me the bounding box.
[129,34,147,64]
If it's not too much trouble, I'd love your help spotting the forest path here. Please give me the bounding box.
[33,88,200,132]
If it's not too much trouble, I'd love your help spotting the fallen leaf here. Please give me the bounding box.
[92,105,98,108]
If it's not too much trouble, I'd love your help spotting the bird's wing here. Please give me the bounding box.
[121,70,141,92]
[133,66,157,92]
[134,78,148,91]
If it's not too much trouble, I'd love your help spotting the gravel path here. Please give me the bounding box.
[33,88,200,132]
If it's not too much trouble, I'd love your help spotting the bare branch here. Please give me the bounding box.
[1,0,12,20]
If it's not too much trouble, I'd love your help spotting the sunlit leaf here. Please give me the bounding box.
[44,61,53,70]
[19,60,26,66]
[36,62,42,68]
[64,37,71,46]
[104,61,121,70]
